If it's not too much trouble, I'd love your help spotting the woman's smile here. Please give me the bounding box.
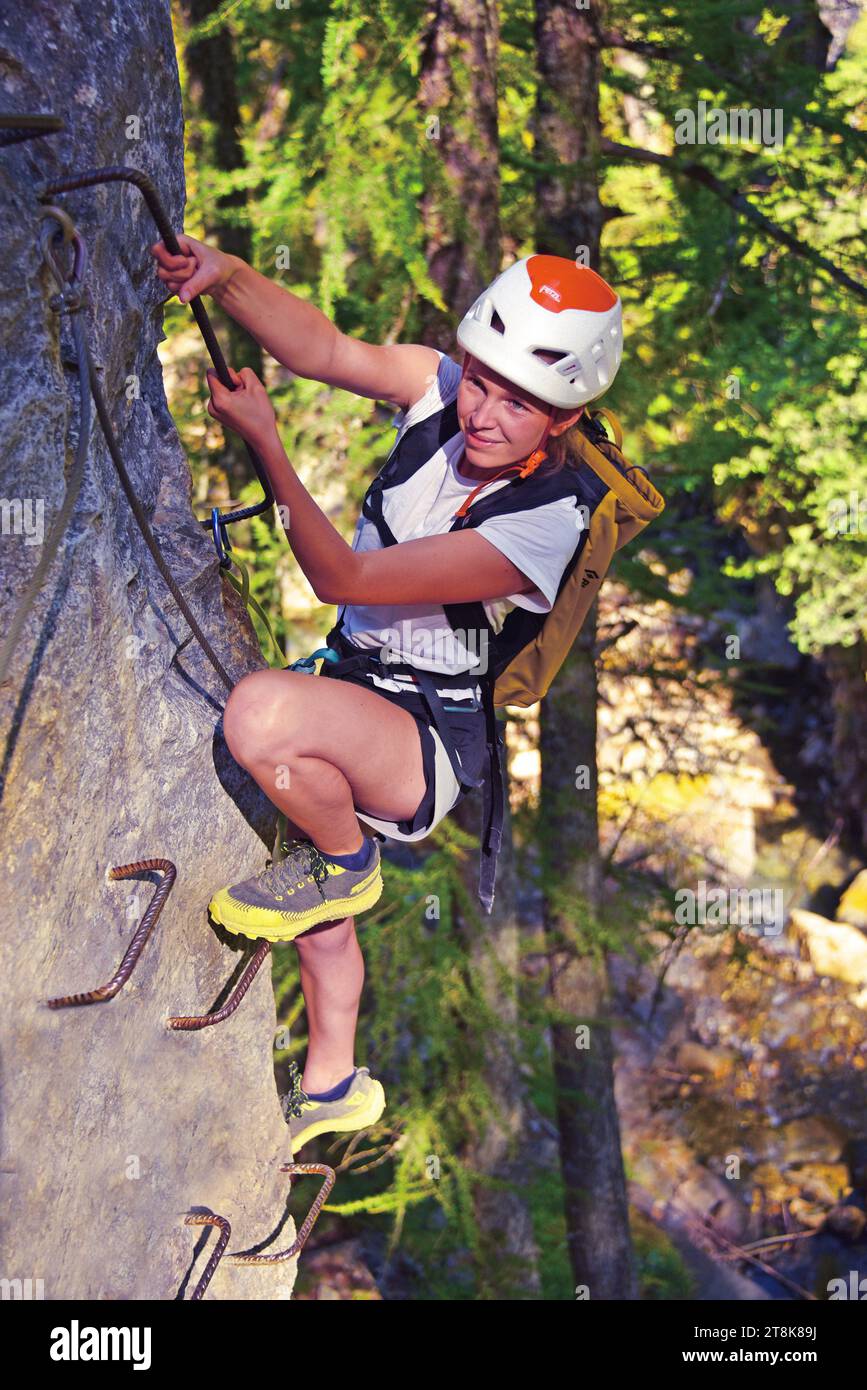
[465,428,500,449]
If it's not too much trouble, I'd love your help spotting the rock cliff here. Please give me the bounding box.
[0,0,296,1300]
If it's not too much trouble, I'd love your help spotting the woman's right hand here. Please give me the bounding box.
[149,234,238,304]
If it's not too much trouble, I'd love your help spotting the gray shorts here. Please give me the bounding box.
[319,665,489,841]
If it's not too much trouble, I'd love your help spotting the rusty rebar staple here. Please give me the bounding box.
[227,1163,335,1265]
[0,112,64,147]
[167,938,271,1031]
[46,858,176,1009]
[184,1213,232,1301]
[37,165,274,531]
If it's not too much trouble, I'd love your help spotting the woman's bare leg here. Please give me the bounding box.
[293,913,366,1093]
[263,810,370,1093]
[222,669,427,1094]
[222,668,427,852]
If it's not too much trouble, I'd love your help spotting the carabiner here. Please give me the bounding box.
[37,207,89,312]
[287,646,340,675]
[209,506,234,569]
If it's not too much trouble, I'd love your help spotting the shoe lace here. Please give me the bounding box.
[284,1059,311,1119]
[260,837,332,901]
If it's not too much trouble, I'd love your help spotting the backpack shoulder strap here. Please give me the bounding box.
[440,465,592,678]
[362,398,461,546]
[446,413,665,695]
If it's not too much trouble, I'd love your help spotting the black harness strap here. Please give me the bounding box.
[477,682,505,914]
[321,625,484,791]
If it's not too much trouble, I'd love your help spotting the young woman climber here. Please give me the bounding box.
[149,238,623,1151]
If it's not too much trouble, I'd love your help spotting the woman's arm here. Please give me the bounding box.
[150,235,440,411]
[205,368,536,607]
[215,262,440,410]
[326,531,538,607]
[254,428,536,608]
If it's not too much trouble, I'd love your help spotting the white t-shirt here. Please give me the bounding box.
[337,351,582,690]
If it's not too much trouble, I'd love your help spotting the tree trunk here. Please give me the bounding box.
[539,616,637,1298]
[533,0,606,259]
[416,0,540,1289]
[451,791,542,1297]
[772,0,831,72]
[181,0,264,501]
[0,0,296,1300]
[825,639,867,856]
[534,0,638,1299]
[418,0,502,343]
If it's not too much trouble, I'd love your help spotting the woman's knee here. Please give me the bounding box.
[294,915,357,953]
[223,670,298,763]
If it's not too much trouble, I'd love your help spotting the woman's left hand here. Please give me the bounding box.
[205,367,278,452]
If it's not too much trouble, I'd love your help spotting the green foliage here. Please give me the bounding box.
[598,1,867,651]
[714,343,867,652]
[631,1212,697,1299]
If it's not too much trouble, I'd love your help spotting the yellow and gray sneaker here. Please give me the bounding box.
[208,836,383,943]
[283,1061,387,1154]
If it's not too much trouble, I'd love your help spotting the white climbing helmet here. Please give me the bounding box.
[456,254,623,409]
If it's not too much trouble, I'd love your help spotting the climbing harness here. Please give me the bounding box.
[322,624,500,909]
[287,631,494,882]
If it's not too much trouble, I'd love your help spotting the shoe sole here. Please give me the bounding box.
[290,1080,387,1154]
[208,865,384,943]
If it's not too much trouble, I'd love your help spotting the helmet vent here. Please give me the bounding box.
[491,309,506,334]
[532,346,569,365]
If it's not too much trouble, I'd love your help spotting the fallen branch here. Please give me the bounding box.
[722,1228,820,1257]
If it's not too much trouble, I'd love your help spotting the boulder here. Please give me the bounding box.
[791,909,867,988]
[823,1205,867,1242]
[837,870,867,930]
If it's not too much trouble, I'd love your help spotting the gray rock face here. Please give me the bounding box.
[0,0,296,1299]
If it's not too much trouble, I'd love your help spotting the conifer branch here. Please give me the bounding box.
[600,137,867,302]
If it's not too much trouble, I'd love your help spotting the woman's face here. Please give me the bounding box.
[456,355,578,475]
